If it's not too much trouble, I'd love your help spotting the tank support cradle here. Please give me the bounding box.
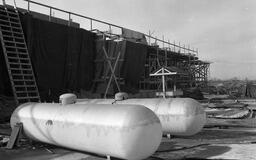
[6,123,23,149]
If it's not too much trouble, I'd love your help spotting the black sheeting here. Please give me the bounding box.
[0,43,13,96]
[121,41,147,93]
[20,13,96,101]
[1,12,148,99]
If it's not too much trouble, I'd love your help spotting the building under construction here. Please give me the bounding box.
[0,0,210,104]
[3,2,256,160]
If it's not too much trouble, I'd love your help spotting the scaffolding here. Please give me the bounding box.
[1,0,210,96]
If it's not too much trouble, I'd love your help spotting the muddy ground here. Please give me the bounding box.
[1,125,256,160]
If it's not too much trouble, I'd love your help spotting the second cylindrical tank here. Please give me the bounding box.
[76,97,206,136]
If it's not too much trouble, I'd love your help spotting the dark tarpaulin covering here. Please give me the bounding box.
[122,28,147,45]
[1,13,147,99]
[20,13,96,102]
[121,40,147,93]
[0,44,13,96]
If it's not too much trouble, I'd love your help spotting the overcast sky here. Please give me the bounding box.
[13,0,256,80]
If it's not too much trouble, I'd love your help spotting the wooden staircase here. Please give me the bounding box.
[0,5,40,104]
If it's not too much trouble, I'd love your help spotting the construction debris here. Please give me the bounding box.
[0,136,8,147]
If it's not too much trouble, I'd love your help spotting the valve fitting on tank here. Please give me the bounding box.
[114,92,128,101]
[59,93,77,105]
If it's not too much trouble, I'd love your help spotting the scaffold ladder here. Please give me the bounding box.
[0,5,40,104]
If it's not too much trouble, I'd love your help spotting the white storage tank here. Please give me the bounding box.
[10,103,162,160]
[76,97,206,136]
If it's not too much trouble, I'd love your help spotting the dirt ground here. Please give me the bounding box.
[1,98,256,160]
[1,127,256,160]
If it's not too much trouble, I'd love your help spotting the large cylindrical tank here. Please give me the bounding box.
[76,98,206,136]
[11,103,162,160]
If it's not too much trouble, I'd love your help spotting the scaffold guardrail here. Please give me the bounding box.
[2,0,199,56]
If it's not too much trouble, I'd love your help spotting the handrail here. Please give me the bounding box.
[23,0,122,29]
[21,0,198,55]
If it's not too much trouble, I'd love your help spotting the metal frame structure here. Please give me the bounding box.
[1,0,210,96]
[92,31,125,97]
[190,60,210,87]
[8,0,197,54]
[140,47,210,92]
[150,67,177,98]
